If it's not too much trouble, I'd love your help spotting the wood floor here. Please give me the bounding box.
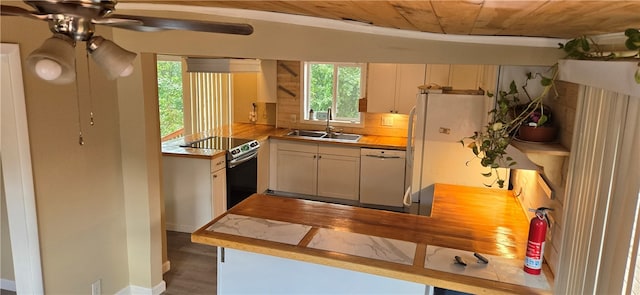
[164,230,217,295]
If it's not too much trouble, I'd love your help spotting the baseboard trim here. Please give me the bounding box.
[165,222,195,233]
[115,280,166,295]
[0,279,16,292]
[163,260,171,273]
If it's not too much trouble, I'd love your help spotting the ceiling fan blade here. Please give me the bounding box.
[92,17,143,26]
[0,4,49,20]
[108,14,254,36]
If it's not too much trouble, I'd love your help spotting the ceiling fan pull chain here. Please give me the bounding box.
[85,51,95,126]
[74,57,84,146]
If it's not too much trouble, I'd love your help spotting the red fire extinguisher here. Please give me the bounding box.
[524,207,552,275]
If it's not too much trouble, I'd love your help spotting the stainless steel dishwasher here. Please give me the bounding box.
[359,148,406,207]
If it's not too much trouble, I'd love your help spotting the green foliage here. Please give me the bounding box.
[336,66,361,119]
[460,66,558,188]
[308,63,362,121]
[462,28,640,187]
[157,61,184,137]
[558,35,629,60]
[309,64,334,113]
[625,28,640,50]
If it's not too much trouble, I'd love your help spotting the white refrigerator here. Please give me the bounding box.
[405,89,507,216]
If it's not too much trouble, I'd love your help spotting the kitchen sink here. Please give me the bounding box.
[324,133,362,141]
[287,130,327,137]
[286,129,361,142]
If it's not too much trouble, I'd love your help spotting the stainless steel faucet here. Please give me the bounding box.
[325,107,334,133]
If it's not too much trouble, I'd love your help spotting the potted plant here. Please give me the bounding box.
[461,30,640,188]
[459,67,557,188]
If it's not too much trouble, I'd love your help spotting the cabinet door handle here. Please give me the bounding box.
[213,174,218,178]
[318,155,322,159]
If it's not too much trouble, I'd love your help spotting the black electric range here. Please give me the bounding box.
[180,136,260,161]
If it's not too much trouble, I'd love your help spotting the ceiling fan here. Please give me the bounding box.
[1,0,254,83]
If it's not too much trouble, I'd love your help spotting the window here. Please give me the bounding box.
[157,56,233,142]
[303,62,366,124]
[157,59,184,140]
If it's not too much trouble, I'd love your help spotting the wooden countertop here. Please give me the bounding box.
[192,184,553,294]
[162,123,407,158]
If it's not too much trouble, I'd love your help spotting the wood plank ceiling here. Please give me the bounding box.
[122,0,640,39]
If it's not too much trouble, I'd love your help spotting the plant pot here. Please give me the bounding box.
[517,125,557,142]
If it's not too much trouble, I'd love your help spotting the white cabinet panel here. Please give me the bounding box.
[426,64,496,91]
[366,63,425,114]
[276,150,317,195]
[273,140,361,201]
[317,154,360,200]
[449,64,482,90]
[212,168,227,219]
[396,64,426,114]
[257,60,277,103]
[366,63,397,113]
[218,248,427,295]
[162,156,212,233]
[257,139,270,193]
[425,64,451,87]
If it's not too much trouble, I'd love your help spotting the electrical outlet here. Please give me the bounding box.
[381,116,394,126]
[91,279,101,295]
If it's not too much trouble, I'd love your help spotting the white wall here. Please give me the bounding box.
[1,17,132,294]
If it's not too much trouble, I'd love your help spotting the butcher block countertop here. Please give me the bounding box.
[192,184,553,294]
[162,123,407,158]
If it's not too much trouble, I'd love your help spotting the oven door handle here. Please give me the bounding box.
[228,150,258,168]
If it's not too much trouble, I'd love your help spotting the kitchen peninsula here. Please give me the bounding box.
[192,184,553,294]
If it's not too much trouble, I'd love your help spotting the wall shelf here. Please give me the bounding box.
[510,140,570,157]
[510,139,569,190]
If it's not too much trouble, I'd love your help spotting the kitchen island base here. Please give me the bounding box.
[218,247,431,295]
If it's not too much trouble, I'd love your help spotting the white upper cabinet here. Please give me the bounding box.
[425,64,497,91]
[366,63,426,114]
[257,59,277,103]
[366,63,397,114]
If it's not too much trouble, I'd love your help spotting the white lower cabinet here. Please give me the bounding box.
[162,154,227,232]
[272,139,360,201]
[257,138,270,193]
[211,158,227,219]
[317,149,360,200]
[276,149,317,195]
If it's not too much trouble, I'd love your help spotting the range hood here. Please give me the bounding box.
[186,58,261,73]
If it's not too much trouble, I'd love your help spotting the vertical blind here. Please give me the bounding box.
[186,72,232,134]
[556,85,640,294]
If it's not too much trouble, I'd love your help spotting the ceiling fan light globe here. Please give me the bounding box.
[34,58,63,81]
[88,36,136,80]
[26,34,76,84]
[119,64,134,77]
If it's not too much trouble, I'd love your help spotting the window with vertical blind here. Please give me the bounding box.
[185,72,232,135]
[157,56,233,141]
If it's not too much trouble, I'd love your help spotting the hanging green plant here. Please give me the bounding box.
[459,66,558,188]
[624,28,640,83]
[461,29,639,188]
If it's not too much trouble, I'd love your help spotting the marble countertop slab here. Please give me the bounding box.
[308,228,416,265]
[206,214,312,245]
[425,246,551,290]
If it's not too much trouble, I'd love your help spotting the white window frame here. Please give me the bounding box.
[301,62,366,127]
